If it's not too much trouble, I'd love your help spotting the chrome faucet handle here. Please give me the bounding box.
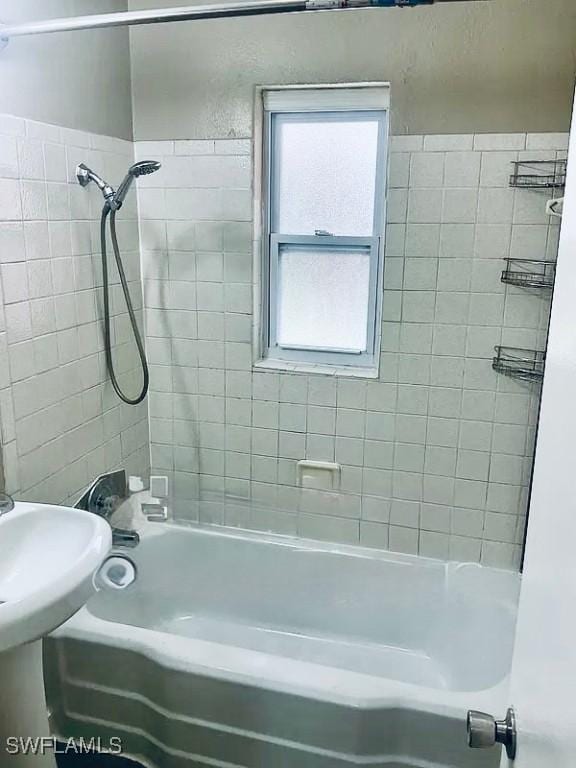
[75,470,128,519]
[0,492,15,517]
[467,708,517,760]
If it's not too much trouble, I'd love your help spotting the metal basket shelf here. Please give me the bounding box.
[501,258,556,289]
[509,159,567,189]
[492,346,546,382]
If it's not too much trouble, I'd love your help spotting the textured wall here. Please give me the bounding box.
[0,0,133,140]
[0,113,149,504]
[137,131,565,570]
[129,0,576,140]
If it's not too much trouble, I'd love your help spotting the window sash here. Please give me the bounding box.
[268,234,381,367]
[269,110,388,238]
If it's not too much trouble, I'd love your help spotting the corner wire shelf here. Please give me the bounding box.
[501,258,556,289]
[493,346,546,383]
[509,159,567,190]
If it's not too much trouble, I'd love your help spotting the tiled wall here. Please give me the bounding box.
[1,119,560,569]
[138,132,566,570]
[0,114,149,505]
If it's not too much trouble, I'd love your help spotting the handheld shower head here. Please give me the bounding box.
[112,160,161,210]
[77,158,161,405]
[130,160,162,178]
[77,160,161,211]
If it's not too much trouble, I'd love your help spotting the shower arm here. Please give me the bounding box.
[0,0,489,48]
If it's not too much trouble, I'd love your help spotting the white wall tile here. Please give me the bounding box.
[44,143,67,182]
[410,152,445,188]
[389,525,419,555]
[408,189,443,223]
[444,152,481,187]
[477,188,514,224]
[0,115,149,502]
[473,134,526,151]
[2,263,28,304]
[18,139,45,180]
[128,130,554,567]
[0,180,22,220]
[423,135,474,152]
[525,133,569,151]
[442,189,478,223]
[0,135,19,179]
[479,151,518,188]
[21,181,47,220]
[390,135,423,153]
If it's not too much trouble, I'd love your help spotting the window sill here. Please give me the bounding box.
[253,358,379,379]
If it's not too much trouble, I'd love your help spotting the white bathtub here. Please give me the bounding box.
[46,523,520,768]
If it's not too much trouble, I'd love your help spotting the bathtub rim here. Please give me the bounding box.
[110,518,522,575]
[52,521,518,719]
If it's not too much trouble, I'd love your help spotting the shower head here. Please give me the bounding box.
[76,160,161,211]
[112,160,161,210]
[130,160,162,178]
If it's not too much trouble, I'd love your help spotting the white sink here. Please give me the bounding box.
[0,501,111,767]
[0,501,111,653]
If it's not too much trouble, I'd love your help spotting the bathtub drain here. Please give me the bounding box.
[96,555,137,590]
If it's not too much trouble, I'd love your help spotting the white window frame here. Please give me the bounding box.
[257,83,390,375]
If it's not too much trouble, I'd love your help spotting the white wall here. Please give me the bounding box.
[128,0,576,140]
[0,0,133,140]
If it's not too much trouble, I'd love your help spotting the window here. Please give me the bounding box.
[260,84,389,371]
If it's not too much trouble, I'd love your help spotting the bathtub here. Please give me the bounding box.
[45,523,520,768]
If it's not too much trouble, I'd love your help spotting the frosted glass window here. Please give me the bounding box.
[277,245,371,352]
[273,115,380,236]
[262,89,388,369]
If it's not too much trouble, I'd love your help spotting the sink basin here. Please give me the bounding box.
[0,501,111,653]
[0,501,111,766]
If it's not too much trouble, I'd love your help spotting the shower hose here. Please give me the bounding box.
[100,206,149,405]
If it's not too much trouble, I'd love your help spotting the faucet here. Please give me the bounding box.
[0,492,14,517]
[75,471,140,549]
[111,528,140,548]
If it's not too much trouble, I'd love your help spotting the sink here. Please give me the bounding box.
[0,502,111,766]
[0,501,111,653]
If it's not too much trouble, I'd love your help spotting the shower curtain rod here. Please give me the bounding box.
[0,0,487,47]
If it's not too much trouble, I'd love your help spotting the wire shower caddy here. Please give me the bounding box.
[492,346,546,382]
[509,159,567,190]
[501,258,556,290]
